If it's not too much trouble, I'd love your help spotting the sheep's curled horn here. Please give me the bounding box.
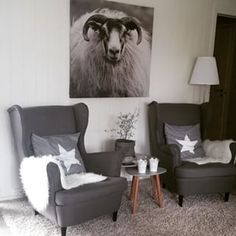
[120,17,142,45]
[82,14,142,45]
[82,14,107,41]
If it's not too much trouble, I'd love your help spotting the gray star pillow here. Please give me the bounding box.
[31,132,86,175]
[164,123,205,160]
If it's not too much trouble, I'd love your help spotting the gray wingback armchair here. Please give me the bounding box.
[8,103,127,236]
[148,101,236,206]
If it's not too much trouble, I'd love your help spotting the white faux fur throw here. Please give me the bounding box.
[20,155,107,212]
[185,139,235,165]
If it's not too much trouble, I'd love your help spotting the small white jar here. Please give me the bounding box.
[149,157,159,172]
[137,159,147,174]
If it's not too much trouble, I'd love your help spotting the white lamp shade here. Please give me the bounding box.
[190,57,220,85]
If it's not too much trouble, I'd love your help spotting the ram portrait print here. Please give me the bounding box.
[70,1,154,98]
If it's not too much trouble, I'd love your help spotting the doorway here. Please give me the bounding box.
[207,15,236,140]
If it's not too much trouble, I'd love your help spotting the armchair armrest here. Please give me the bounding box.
[82,151,122,177]
[154,144,182,191]
[230,142,236,164]
[158,144,182,169]
[46,163,62,204]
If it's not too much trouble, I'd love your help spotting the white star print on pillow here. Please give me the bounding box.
[56,145,82,172]
[176,135,198,154]
[164,123,205,159]
[54,144,84,175]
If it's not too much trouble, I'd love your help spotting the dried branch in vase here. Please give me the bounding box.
[105,108,140,140]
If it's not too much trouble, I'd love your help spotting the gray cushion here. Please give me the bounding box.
[55,177,127,206]
[164,123,205,159]
[32,133,86,174]
[176,161,236,178]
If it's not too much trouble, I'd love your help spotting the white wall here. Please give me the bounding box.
[1,0,236,200]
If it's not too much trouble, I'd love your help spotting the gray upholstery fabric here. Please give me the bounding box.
[176,161,236,178]
[55,177,127,206]
[82,152,123,177]
[56,191,123,227]
[150,102,202,145]
[24,106,77,156]
[8,104,89,158]
[148,101,236,203]
[176,176,236,195]
[8,103,127,232]
[32,132,86,174]
[165,123,205,159]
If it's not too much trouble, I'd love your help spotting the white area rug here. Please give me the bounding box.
[1,180,236,236]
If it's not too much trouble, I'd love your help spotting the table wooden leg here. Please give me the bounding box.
[130,176,136,204]
[154,175,163,208]
[150,176,158,201]
[130,177,135,200]
[131,176,139,214]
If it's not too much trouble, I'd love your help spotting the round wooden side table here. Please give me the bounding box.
[125,167,167,214]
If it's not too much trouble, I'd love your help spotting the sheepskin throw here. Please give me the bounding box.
[185,139,234,165]
[20,156,107,212]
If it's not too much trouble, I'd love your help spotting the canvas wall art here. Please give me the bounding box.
[70,0,154,98]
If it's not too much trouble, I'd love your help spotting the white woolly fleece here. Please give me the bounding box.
[20,156,107,212]
[185,139,234,165]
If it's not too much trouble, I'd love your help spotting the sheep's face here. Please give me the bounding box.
[101,20,127,63]
[83,14,142,64]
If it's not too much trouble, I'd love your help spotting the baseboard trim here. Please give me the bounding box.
[0,192,25,202]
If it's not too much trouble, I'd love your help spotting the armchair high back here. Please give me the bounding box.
[8,103,127,236]
[148,101,236,206]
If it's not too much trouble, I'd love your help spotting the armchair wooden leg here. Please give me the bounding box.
[61,227,67,236]
[224,192,230,202]
[178,195,183,207]
[112,211,118,222]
